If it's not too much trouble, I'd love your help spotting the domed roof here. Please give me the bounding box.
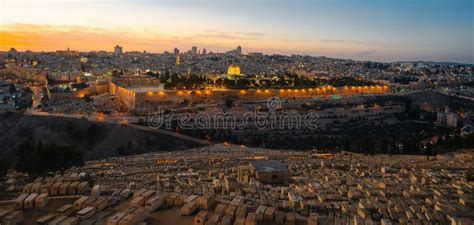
[227,64,241,75]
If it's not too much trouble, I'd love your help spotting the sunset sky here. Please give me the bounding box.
[1,0,473,63]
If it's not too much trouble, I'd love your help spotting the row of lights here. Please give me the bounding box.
[245,85,389,95]
[145,85,389,97]
[148,90,213,97]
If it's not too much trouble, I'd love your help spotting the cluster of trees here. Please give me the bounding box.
[66,122,102,146]
[149,71,377,90]
[180,101,464,157]
[146,71,211,89]
[363,62,391,70]
[0,158,10,178]
[430,133,474,153]
[184,126,455,156]
[15,140,84,176]
[218,74,377,89]
[346,138,438,155]
[393,76,419,85]
[116,140,135,156]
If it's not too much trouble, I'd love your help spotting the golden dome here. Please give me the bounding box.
[227,64,241,75]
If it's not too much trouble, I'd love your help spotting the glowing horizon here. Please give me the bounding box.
[1,0,473,63]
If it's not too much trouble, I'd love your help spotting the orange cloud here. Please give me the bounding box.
[0,23,180,52]
[0,23,371,56]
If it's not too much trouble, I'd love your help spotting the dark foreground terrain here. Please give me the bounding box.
[0,111,205,161]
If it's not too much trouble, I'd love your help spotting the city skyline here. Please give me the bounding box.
[0,0,473,64]
[0,1,473,224]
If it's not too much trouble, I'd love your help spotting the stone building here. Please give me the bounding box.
[245,160,290,184]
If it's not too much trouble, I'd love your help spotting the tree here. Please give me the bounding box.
[116,140,135,156]
[466,173,474,182]
[9,83,17,93]
[15,140,83,176]
[0,158,10,178]
[66,121,84,142]
[225,98,234,109]
[83,94,92,102]
[86,123,101,145]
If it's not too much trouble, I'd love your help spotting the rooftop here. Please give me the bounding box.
[126,85,165,93]
[249,160,288,172]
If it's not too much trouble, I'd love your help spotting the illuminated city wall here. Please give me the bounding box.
[123,85,391,114]
[90,82,109,95]
[115,86,136,112]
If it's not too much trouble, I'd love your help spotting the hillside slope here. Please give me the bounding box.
[0,111,205,161]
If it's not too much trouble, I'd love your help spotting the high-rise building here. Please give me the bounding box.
[236,46,242,55]
[176,55,181,65]
[173,48,179,55]
[114,45,123,55]
[192,46,198,55]
[7,48,18,58]
[202,48,207,55]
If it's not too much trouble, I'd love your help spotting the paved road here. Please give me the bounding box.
[128,124,211,145]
